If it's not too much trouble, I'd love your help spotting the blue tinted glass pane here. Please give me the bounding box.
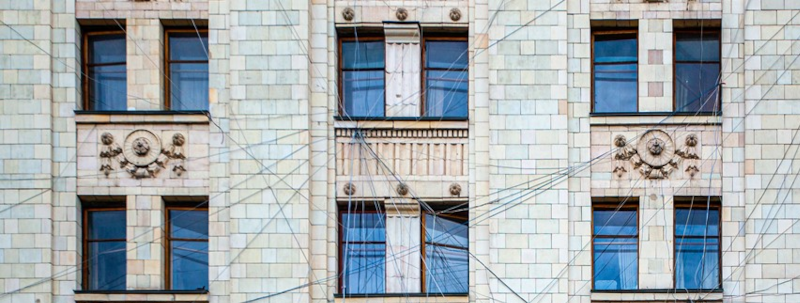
[594,35,637,63]
[676,238,719,289]
[170,210,209,240]
[89,64,127,111]
[426,245,468,294]
[593,238,638,290]
[676,208,719,236]
[88,241,126,290]
[343,70,384,117]
[426,41,468,69]
[593,63,637,113]
[342,41,385,69]
[593,209,637,236]
[676,33,720,62]
[171,241,209,290]
[342,213,385,242]
[90,34,126,64]
[343,243,385,294]
[675,63,720,113]
[425,214,468,248]
[170,63,209,110]
[89,210,126,240]
[170,33,209,61]
[425,70,468,118]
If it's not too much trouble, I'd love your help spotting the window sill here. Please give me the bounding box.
[590,289,722,302]
[75,110,210,124]
[73,289,208,302]
[589,113,722,126]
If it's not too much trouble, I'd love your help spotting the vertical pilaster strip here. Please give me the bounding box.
[472,0,491,301]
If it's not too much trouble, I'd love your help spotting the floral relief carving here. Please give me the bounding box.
[98,130,189,179]
[612,131,700,179]
[163,133,187,176]
[99,132,124,176]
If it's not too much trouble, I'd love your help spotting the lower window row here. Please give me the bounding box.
[84,203,209,291]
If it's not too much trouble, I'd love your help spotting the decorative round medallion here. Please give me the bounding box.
[449,183,462,196]
[685,134,698,147]
[396,183,409,196]
[613,135,627,147]
[449,8,462,21]
[101,132,115,145]
[636,130,675,168]
[343,182,356,196]
[396,8,408,21]
[342,7,355,21]
[172,133,186,146]
[123,130,162,166]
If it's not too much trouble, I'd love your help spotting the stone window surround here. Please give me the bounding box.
[336,200,469,296]
[336,24,469,121]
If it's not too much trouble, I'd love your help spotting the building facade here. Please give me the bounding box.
[0,0,798,302]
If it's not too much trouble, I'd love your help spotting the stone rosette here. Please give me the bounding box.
[124,130,162,166]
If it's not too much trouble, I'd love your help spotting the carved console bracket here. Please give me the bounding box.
[612,131,700,179]
[98,130,188,179]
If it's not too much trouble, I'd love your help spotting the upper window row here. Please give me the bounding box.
[593,29,721,114]
[339,37,469,119]
[83,29,209,111]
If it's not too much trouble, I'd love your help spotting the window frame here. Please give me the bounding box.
[591,29,639,114]
[673,197,722,290]
[420,211,469,294]
[672,28,722,114]
[82,30,126,111]
[421,36,469,119]
[337,205,387,294]
[82,206,127,290]
[164,28,209,111]
[591,200,640,291]
[337,36,387,118]
[164,205,209,290]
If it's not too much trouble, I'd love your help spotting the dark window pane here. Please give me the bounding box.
[170,63,209,110]
[593,63,637,113]
[171,241,209,290]
[170,210,209,240]
[170,33,209,61]
[89,34,126,64]
[425,70,468,118]
[593,238,638,290]
[676,33,720,62]
[89,64,127,111]
[342,70,385,117]
[342,41,385,69]
[343,243,385,294]
[425,245,468,294]
[594,35,637,63]
[676,208,719,237]
[425,214,468,248]
[88,241,126,290]
[675,63,720,113]
[426,41,468,69]
[88,210,126,240]
[676,238,719,289]
[342,213,385,242]
[593,209,637,236]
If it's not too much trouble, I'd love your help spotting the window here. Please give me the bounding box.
[593,202,638,290]
[340,209,386,294]
[423,212,468,293]
[83,208,126,290]
[340,39,386,118]
[338,206,468,295]
[84,31,127,111]
[674,198,720,290]
[424,40,468,118]
[166,29,209,111]
[166,207,209,290]
[674,30,721,113]
[592,30,638,113]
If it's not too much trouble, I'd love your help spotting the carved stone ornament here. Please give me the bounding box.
[163,133,187,176]
[396,8,408,21]
[342,7,355,21]
[449,8,462,21]
[99,132,123,176]
[396,183,409,196]
[449,183,462,196]
[612,130,700,179]
[343,183,356,196]
[97,130,189,179]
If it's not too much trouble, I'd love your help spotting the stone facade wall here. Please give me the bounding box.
[0,0,798,303]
